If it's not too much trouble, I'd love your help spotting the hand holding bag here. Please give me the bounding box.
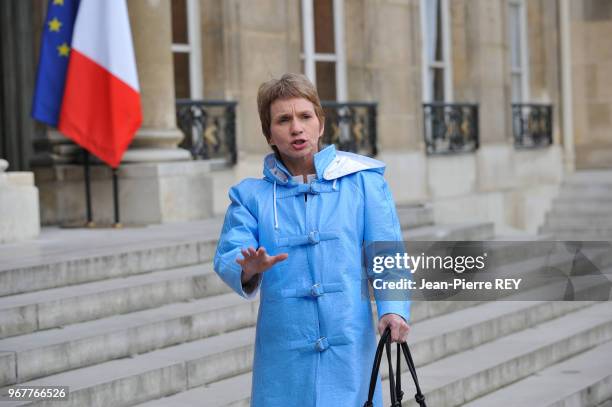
[363,327,427,407]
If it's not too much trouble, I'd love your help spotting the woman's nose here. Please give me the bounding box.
[290,117,303,134]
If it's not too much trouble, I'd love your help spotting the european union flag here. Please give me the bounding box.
[31,0,80,127]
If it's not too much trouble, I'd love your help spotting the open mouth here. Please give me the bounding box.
[292,140,306,146]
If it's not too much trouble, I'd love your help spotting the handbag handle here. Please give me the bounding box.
[363,327,427,407]
[397,342,427,407]
[363,327,395,407]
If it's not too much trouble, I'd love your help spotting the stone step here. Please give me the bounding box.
[0,238,217,298]
[396,204,434,230]
[0,285,489,384]
[463,339,612,407]
[557,187,612,201]
[131,372,252,407]
[0,208,463,299]
[549,199,612,215]
[538,224,612,240]
[561,182,612,191]
[0,326,258,407]
[544,214,612,228]
[4,246,570,386]
[12,298,590,407]
[564,170,612,185]
[0,292,256,385]
[456,248,612,300]
[380,301,612,406]
[133,302,611,407]
[0,234,545,340]
[405,221,494,241]
[2,258,589,388]
[543,234,612,242]
[0,296,487,387]
[0,263,228,339]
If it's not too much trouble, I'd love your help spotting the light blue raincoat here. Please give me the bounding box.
[214,145,410,406]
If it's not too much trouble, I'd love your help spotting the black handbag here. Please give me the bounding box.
[363,327,427,407]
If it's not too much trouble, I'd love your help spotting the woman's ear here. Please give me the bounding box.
[319,118,325,137]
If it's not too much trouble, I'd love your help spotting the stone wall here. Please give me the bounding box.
[200,0,567,234]
[570,0,612,168]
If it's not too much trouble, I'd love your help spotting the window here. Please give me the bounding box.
[420,0,453,103]
[508,0,529,103]
[171,0,203,99]
[300,0,347,101]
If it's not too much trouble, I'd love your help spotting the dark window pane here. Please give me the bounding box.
[432,67,445,102]
[172,0,188,44]
[299,2,303,53]
[173,52,191,99]
[434,1,443,62]
[314,0,335,53]
[316,61,337,101]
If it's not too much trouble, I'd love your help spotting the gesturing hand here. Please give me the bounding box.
[236,246,288,284]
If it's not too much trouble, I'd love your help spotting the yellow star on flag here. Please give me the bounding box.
[57,42,70,57]
[53,0,64,5]
[48,17,62,32]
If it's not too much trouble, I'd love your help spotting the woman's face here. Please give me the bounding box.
[268,97,324,163]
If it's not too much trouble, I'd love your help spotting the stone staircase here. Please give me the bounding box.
[0,203,610,406]
[540,170,612,240]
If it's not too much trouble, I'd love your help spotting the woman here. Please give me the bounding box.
[214,73,410,406]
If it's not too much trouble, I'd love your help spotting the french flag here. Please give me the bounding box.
[58,0,142,168]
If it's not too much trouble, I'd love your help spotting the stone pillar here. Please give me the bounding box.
[355,0,428,203]
[0,0,36,171]
[124,0,190,163]
[465,0,511,144]
[33,0,220,226]
[460,0,519,194]
[31,0,192,165]
[0,159,40,243]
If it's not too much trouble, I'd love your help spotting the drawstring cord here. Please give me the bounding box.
[273,181,279,229]
[332,178,338,191]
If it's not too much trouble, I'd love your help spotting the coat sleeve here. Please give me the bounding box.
[213,183,261,299]
[361,171,411,322]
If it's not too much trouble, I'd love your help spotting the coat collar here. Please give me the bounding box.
[263,144,385,184]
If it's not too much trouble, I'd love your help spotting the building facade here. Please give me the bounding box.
[1,0,611,240]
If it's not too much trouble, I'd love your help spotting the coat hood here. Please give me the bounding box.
[263,145,386,184]
[263,145,386,230]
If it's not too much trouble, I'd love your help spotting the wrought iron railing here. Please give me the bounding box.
[511,104,553,149]
[320,101,378,156]
[423,103,479,155]
[175,99,238,164]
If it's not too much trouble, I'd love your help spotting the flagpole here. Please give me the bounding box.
[83,149,94,227]
[112,167,122,228]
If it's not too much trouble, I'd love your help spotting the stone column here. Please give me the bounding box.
[34,0,219,226]
[461,0,519,194]
[357,0,428,203]
[124,0,190,163]
[465,0,511,144]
